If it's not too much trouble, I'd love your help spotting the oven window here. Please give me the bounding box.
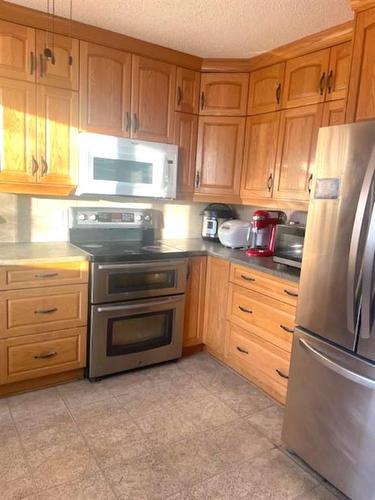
[108,270,176,294]
[275,231,304,262]
[93,158,153,184]
[107,310,173,356]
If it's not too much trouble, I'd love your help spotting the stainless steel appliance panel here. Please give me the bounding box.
[283,329,375,500]
[273,224,305,268]
[296,122,375,351]
[91,259,187,304]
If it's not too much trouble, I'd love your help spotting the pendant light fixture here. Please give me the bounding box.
[44,0,55,64]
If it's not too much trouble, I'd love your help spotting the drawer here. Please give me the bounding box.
[0,327,86,384]
[227,284,295,352]
[230,263,299,306]
[227,322,290,404]
[0,284,88,338]
[0,261,88,290]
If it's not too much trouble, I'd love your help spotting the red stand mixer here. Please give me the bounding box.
[246,210,286,257]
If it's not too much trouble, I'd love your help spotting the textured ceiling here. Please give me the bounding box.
[7,0,353,58]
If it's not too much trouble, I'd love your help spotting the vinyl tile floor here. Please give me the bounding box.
[0,352,348,500]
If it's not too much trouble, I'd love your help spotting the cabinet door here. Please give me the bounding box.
[131,55,176,143]
[174,112,198,195]
[322,100,346,127]
[273,104,323,202]
[326,42,351,102]
[183,256,207,347]
[80,42,131,137]
[282,49,330,108]
[240,112,280,201]
[248,63,285,115]
[36,31,79,90]
[176,67,200,114]
[203,257,229,357]
[37,85,78,186]
[0,20,35,82]
[195,116,245,197]
[0,78,37,184]
[346,7,375,122]
[200,73,249,116]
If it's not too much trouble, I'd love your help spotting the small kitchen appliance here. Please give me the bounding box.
[246,210,286,256]
[273,223,305,268]
[218,219,250,249]
[201,203,234,241]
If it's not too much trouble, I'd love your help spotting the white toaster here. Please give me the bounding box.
[218,219,251,249]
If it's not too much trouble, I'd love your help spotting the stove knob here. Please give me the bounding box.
[77,214,87,221]
[135,214,143,222]
[144,215,151,222]
[88,214,97,221]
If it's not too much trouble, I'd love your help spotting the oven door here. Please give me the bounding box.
[76,132,178,198]
[89,294,185,378]
[91,259,187,304]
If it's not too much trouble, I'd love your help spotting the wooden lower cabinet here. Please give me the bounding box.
[183,256,207,347]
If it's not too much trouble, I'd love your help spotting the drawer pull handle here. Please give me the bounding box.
[276,368,289,380]
[34,308,58,314]
[238,305,252,314]
[241,274,255,282]
[34,351,58,360]
[280,324,295,333]
[284,289,298,297]
[237,346,249,354]
[34,273,59,279]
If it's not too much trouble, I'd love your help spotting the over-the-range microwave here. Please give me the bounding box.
[76,132,178,198]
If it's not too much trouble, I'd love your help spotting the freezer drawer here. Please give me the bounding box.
[283,329,375,500]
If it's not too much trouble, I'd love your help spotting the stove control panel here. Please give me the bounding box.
[69,207,155,229]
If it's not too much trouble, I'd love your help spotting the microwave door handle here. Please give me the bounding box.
[360,200,375,339]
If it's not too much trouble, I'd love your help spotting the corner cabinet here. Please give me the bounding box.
[174,112,198,195]
[247,63,285,115]
[175,67,200,114]
[199,73,249,116]
[183,256,207,347]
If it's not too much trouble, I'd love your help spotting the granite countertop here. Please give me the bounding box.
[0,242,89,265]
[164,239,300,283]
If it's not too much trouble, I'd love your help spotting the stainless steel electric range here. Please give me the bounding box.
[69,207,188,381]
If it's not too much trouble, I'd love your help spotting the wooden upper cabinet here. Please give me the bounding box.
[200,73,249,116]
[80,42,131,137]
[347,7,375,122]
[322,99,346,126]
[326,42,351,102]
[175,67,200,114]
[248,63,285,115]
[282,49,330,108]
[195,116,245,197]
[0,77,37,184]
[273,104,323,202]
[0,20,35,82]
[184,256,207,347]
[131,55,176,143]
[37,86,78,187]
[36,31,79,90]
[174,112,198,195]
[241,112,280,201]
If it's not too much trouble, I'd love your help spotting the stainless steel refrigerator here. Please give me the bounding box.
[283,121,375,500]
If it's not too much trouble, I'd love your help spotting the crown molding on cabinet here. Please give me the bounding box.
[350,0,375,12]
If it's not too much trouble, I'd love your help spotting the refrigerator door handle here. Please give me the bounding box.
[361,201,375,339]
[347,146,375,334]
[299,338,375,390]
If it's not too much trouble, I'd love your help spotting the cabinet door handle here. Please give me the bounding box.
[276,368,289,380]
[237,346,249,355]
[30,51,35,75]
[327,70,333,93]
[284,289,298,297]
[133,113,139,133]
[34,308,58,314]
[195,171,200,189]
[275,83,281,104]
[308,173,313,193]
[280,324,295,333]
[319,72,326,95]
[125,112,131,132]
[41,156,48,176]
[39,53,44,77]
[240,274,255,282]
[31,156,39,175]
[34,272,59,279]
[238,305,253,314]
[68,54,73,66]
[200,91,205,110]
[267,173,273,192]
[177,86,182,105]
[34,351,58,360]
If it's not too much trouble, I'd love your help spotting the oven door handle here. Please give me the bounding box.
[96,296,183,313]
[97,259,186,271]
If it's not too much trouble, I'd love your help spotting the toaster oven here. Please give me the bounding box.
[273,224,305,268]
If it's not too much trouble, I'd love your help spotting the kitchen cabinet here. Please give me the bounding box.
[326,41,351,102]
[195,116,245,198]
[174,112,198,195]
[346,7,375,122]
[282,49,330,108]
[80,42,132,137]
[131,55,176,143]
[240,112,280,201]
[203,257,230,358]
[247,63,285,115]
[200,73,249,116]
[0,20,35,82]
[273,104,323,202]
[36,31,79,90]
[183,256,207,347]
[175,67,200,114]
[322,99,346,126]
